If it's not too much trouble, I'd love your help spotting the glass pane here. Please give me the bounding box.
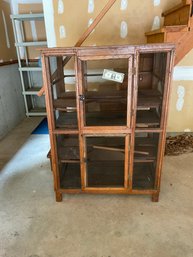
[49,55,78,130]
[81,59,129,126]
[60,163,81,189]
[136,52,167,128]
[56,135,79,163]
[56,135,81,189]
[133,133,160,190]
[85,137,125,187]
[132,163,155,189]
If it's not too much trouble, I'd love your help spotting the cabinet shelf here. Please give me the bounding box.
[58,147,125,163]
[57,136,158,164]
[54,99,77,111]
[137,90,162,109]
[56,111,127,128]
[59,89,162,110]
[136,110,160,127]
[11,13,46,117]
[134,137,158,162]
[19,67,42,72]
[57,137,125,163]
[15,41,47,47]
[56,113,78,129]
[23,87,42,95]
[54,110,161,128]
[11,13,44,21]
[58,146,80,163]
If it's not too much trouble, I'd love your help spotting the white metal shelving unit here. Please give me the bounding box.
[11,13,47,116]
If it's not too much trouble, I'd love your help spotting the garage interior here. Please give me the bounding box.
[0,0,193,256]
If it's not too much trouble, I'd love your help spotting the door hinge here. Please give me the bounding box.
[79,94,85,101]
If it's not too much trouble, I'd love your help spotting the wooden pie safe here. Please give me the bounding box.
[41,44,175,202]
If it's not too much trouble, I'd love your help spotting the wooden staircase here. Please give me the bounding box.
[145,0,193,65]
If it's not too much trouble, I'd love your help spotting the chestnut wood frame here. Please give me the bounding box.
[41,44,175,202]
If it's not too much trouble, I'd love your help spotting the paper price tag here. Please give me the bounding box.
[102,69,125,83]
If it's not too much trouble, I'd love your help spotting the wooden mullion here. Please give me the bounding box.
[124,55,133,189]
[127,55,133,128]
[76,57,87,189]
[128,51,139,191]
[83,61,88,92]
[81,61,88,188]
[75,57,82,138]
[78,58,86,130]
[79,135,87,188]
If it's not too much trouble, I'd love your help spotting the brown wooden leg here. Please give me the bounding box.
[55,191,63,202]
[152,192,159,202]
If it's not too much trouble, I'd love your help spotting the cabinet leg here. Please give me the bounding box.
[55,191,63,202]
[152,192,159,202]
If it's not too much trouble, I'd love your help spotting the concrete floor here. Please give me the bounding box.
[0,118,193,257]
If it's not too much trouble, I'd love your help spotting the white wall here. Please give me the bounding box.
[0,64,25,140]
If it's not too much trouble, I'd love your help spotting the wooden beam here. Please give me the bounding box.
[75,0,117,47]
[38,0,117,97]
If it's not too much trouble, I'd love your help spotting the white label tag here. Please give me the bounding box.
[102,69,125,83]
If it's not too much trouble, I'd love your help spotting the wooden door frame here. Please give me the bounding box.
[76,52,134,191]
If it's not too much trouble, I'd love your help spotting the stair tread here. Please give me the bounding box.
[145,25,188,36]
[146,0,193,65]
[145,28,165,36]
[162,1,192,17]
[164,25,188,29]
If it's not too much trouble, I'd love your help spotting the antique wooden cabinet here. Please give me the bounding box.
[41,44,175,202]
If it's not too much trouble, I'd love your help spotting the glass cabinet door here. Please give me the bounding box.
[82,136,130,188]
[136,52,168,129]
[77,56,133,129]
[76,55,133,190]
[46,55,78,131]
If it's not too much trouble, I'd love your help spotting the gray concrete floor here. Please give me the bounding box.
[0,118,193,257]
